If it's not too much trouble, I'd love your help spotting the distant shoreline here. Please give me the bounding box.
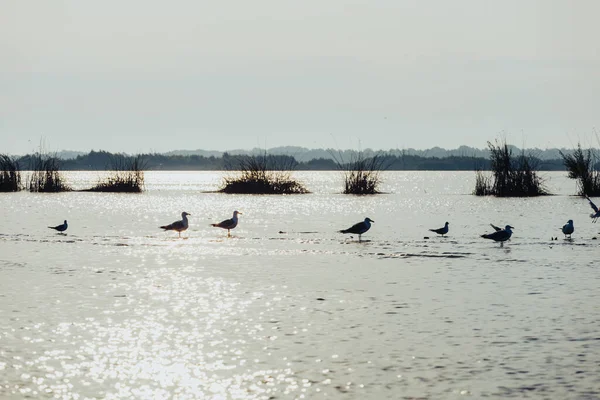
[10,150,578,172]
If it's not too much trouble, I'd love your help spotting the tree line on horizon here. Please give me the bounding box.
[7,150,574,172]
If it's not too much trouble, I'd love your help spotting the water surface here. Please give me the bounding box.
[1,172,599,399]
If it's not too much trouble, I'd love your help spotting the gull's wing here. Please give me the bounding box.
[341,221,366,234]
[215,218,235,229]
[161,219,185,231]
[490,223,502,232]
[587,196,599,213]
[482,229,510,241]
[49,223,66,231]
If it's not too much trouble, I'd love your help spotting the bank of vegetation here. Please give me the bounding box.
[474,140,549,197]
[219,153,308,194]
[330,150,388,194]
[84,154,146,193]
[560,144,600,196]
[0,154,21,192]
[26,152,71,192]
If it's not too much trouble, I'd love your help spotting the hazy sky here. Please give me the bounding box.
[1,0,599,154]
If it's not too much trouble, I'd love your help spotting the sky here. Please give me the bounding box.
[1,0,599,154]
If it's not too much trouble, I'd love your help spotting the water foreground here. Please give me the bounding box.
[1,172,599,399]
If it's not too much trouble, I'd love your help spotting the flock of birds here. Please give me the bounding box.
[159,210,242,237]
[47,211,243,238]
[426,221,516,242]
[423,195,600,244]
[48,196,600,243]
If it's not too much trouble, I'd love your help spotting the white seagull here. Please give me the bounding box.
[481,225,514,243]
[339,217,374,242]
[160,212,191,237]
[429,221,449,236]
[586,196,600,223]
[49,220,68,232]
[561,219,574,238]
[211,210,241,237]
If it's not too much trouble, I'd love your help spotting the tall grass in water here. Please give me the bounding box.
[86,155,146,192]
[0,154,22,192]
[331,151,387,194]
[220,152,308,194]
[28,153,71,192]
[473,169,493,196]
[560,144,600,196]
[474,140,548,197]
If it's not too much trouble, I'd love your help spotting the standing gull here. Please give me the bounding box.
[340,218,374,242]
[49,220,68,233]
[481,225,514,243]
[429,222,449,236]
[160,212,191,237]
[211,210,241,237]
[561,219,574,238]
[586,196,600,223]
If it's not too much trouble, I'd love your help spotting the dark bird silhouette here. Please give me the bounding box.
[586,196,600,222]
[340,218,374,242]
[48,220,68,232]
[211,210,241,237]
[429,221,449,236]
[561,219,574,238]
[160,212,190,237]
[481,225,514,243]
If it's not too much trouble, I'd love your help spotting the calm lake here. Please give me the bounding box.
[1,171,599,399]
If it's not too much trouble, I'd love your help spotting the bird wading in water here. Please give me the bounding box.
[211,210,241,237]
[429,221,449,236]
[49,220,68,233]
[160,212,191,238]
[339,218,374,242]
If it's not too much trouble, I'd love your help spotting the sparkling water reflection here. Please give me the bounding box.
[1,172,599,399]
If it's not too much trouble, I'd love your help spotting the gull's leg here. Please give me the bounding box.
[228,229,231,237]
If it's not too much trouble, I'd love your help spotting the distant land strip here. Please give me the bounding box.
[10,149,594,172]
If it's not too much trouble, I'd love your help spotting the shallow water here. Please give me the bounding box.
[1,171,599,399]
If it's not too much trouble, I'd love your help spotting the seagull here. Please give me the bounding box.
[481,225,514,243]
[586,196,600,223]
[160,212,191,237]
[429,221,449,236]
[49,220,68,232]
[339,218,374,242]
[561,219,574,238]
[211,210,241,237]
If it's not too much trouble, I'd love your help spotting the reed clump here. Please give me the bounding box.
[86,155,146,192]
[0,154,22,192]
[331,150,387,195]
[28,153,71,192]
[560,144,600,196]
[220,153,308,194]
[474,140,548,197]
[473,169,493,196]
